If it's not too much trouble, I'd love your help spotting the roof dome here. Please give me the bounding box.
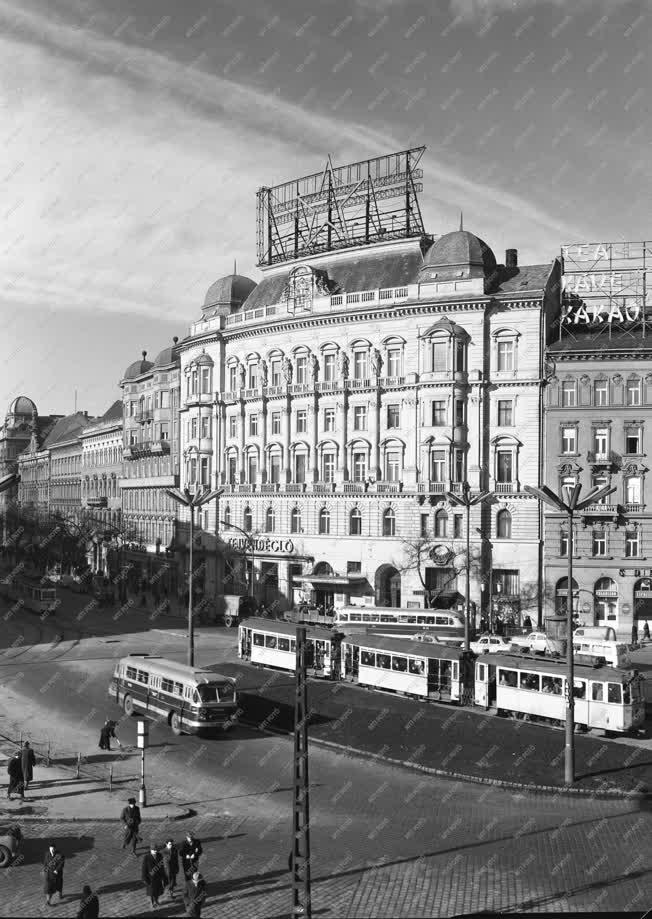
[422,230,496,281]
[194,350,214,366]
[154,338,180,369]
[8,396,37,416]
[124,351,154,380]
[203,273,257,316]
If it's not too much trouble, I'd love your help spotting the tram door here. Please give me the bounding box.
[344,644,359,678]
[304,638,315,669]
[314,640,326,671]
[427,659,440,696]
[240,627,252,660]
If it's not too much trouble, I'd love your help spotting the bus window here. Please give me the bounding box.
[376,654,391,670]
[591,682,603,702]
[361,650,375,666]
[409,658,425,675]
[253,633,264,646]
[126,666,137,680]
[392,656,407,672]
[137,670,149,685]
[573,680,586,699]
[499,669,517,688]
[174,682,183,697]
[278,637,290,652]
[192,690,200,704]
[265,635,277,649]
[370,615,380,623]
[519,672,540,692]
[161,679,174,694]
[607,683,621,704]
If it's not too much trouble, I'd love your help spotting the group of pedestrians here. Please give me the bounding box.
[6,741,36,801]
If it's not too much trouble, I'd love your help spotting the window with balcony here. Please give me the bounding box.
[353,406,367,431]
[243,506,252,532]
[496,340,514,372]
[434,509,448,538]
[323,408,335,432]
[270,359,282,386]
[200,457,210,485]
[249,415,258,437]
[497,400,513,426]
[265,506,276,533]
[247,454,257,484]
[188,457,197,484]
[625,476,642,505]
[229,416,237,437]
[323,353,336,382]
[294,453,306,484]
[432,401,446,426]
[296,356,308,384]
[269,453,281,484]
[592,474,609,503]
[227,456,237,485]
[271,412,281,435]
[626,378,641,406]
[496,450,513,483]
[561,381,576,407]
[201,367,211,394]
[352,451,367,482]
[496,509,512,538]
[322,452,335,483]
[296,410,307,434]
[592,528,607,557]
[431,337,448,372]
[385,451,401,482]
[290,507,302,533]
[625,426,642,455]
[431,450,446,482]
[160,423,169,441]
[383,508,396,537]
[561,426,576,454]
[353,351,368,380]
[593,427,609,456]
[387,348,402,378]
[229,365,238,391]
[594,379,608,406]
[387,404,400,429]
[319,507,331,535]
[349,508,362,535]
[201,417,211,438]
[625,527,640,558]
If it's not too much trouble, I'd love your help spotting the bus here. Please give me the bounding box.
[109,654,239,736]
[333,606,465,639]
[0,577,58,614]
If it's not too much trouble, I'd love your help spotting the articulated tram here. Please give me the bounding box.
[237,618,646,734]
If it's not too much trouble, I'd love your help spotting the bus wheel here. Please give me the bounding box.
[224,614,234,628]
[171,712,183,735]
[123,694,134,717]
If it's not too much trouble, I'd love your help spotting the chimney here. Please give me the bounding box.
[506,248,518,268]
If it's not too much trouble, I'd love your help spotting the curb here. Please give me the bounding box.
[0,807,195,824]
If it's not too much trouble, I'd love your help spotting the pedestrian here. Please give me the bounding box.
[141,843,166,908]
[183,870,207,918]
[98,719,113,751]
[120,796,142,855]
[179,832,203,881]
[20,741,36,791]
[7,751,24,800]
[76,885,99,919]
[522,614,532,632]
[162,838,179,899]
[43,842,65,906]
[644,621,651,642]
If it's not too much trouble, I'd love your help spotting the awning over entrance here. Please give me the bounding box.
[299,573,367,587]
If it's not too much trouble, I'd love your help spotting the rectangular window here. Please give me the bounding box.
[296,410,307,434]
[229,416,237,437]
[493,569,519,595]
[625,427,641,455]
[229,366,238,391]
[270,359,282,386]
[420,513,429,538]
[385,452,401,482]
[560,529,569,557]
[561,426,576,454]
[432,401,446,426]
[592,475,608,503]
[160,390,170,409]
[201,416,211,438]
[271,412,281,435]
[137,670,149,685]
[347,560,362,574]
[200,457,210,485]
[247,454,258,483]
[431,450,446,482]
[561,381,576,407]
[594,379,608,406]
[248,364,258,389]
[387,404,400,429]
[323,408,335,432]
[190,417,198,439]
[432,339,447,372]
[322,453,335,483]
[454,400,465,426]
[323,353,336,382]
[453,515,463,539]
[296,356,307,384]
[496,451,513,483]
[228,456,237,484]
[159,423,169,441]
[249,415,258,436]
[593,427,608,456]
[625,529,640,558]
[353,351,368,380]
[201,367,211,394]
[294,454,306,484]
[353,406,367,431]
[453,450,465,483]
[592,529,606,557]
[191,370,198,394]
[626,476,641,504]
[352,452,367,482]
[497,340,514,372]
[387,348,401,377]
[497,399,513,426]
[626,379,641,406]
[455,340,465,372]
[270,454,281,484]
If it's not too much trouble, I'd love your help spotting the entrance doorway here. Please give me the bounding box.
[260,562,279,609]
[311,562,335,610]
[375,564,401,607]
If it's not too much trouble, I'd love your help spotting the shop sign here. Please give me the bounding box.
[227,536,295,555]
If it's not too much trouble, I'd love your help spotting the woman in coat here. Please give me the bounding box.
[141,844,166,907]
[43,843,65,906]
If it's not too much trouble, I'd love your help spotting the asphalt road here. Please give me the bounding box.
[0,592,651,917]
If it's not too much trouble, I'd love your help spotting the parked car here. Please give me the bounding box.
[511,631,552,654]
[0,824,22,867]
[573,626,617,642]
[470,634,514,655]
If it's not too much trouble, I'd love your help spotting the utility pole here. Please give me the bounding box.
[291,626,311,918]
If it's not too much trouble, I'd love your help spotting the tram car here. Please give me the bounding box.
[341,634,475,704]
[238,618,341,679]
[0,576,58,614]
[333,606,466,640]
[475,652,646,733]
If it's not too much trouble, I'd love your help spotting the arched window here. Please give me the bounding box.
[496,509,512,539]
[349,508,362,536]
[290,506,302,534]
[265,506,276,533]
[223,505,231,528]
[243,506,252,532]
[382,508,396,537]
[435,509,448,538]
[319,507,330,535]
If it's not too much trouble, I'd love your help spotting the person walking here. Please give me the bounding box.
[162,838,179,899]
[21,741,36,791]
[76,885,99,919]
[7,751,24,800]
[98,719,119,751]
[120,797,142,855]
[141,843,165,909]
[179,832,203,882]
[183,870,207,918]
[43,842,65,906]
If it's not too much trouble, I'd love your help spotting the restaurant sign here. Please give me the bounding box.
[227,536,295,555]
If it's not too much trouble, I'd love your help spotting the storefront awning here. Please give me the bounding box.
[299,573,367,587]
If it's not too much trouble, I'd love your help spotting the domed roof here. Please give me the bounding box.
[203,273,257,312]
[153,339,180,369]
[194,350,214,366]
[422,230,496,280]
[8,396,37,416]
[124,351,154,380]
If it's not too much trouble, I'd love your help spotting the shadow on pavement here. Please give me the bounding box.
[20,834,95,866]
[503,864,652,912]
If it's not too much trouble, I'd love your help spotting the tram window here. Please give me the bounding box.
[573,680,586,699]
[339,614,349,622]
[543,676,563,695]
[478,663,486,681]
[381,615,394,623]
[350,614,361,622]
[607,683,621,704]
[290,639,296,652]
[440,660,452,684]
[406,616,417,624]
[519,672,540,692]
[435,616,449,626]
[265,635,277,649]
[363,614,371,622]
[253,634,264,646]
[361,650,375,666]
[370,615,380,623]
[392,656,408,672]
[126,666,137,680]
[500,670,517,688]
[591,683,603,702]
[452,662,458,680]
[623,684,631,704]
[409,658,425,675]
[137,670,149,685]
[398,616,409,623]
[377,654,391,669]
[417,616,428,625]
[161,679,174,693]
[278,637,290,652]
[174,682,183,697]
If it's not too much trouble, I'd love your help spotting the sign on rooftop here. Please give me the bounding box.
[256,148,426,267]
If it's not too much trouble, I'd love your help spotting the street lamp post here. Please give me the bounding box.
[524,482,615,784]
[445,482,491,652]
[219,520,255,598]
[165,486,224,667]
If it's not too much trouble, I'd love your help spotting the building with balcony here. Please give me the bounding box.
[544,327,652,638]
[177,225,560,624]
[80,400,124,573]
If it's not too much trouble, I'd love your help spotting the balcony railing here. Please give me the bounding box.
[284,483,306,493]
[494,482,515,494]
[316,381,338,393]
[124,439,170,458]
[311,481,336,493]
[259,483,280,493]
[417,482,445,494]
[381,376,405,387]
[587,450,618,466]
[289,383,314,395]
[623,502,644,513]
[375,481,402,494]
[581,503,618,516]
[264,385,286,396]
[346,378,371,389]
[343,483,365,493]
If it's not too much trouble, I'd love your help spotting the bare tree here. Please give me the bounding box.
[396,535,482,609]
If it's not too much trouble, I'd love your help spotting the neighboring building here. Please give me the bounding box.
[0,397,60,525]
[177,224,560,624]
[544,328,652,639]
[80,400,124,574]
[119,341,181,593]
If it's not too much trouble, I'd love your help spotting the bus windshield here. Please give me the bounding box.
[197,683,230,703]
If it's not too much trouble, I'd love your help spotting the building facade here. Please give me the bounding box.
[80,400,124,574]
[544,328,652,639]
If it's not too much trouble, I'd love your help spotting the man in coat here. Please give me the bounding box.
[43,842,65,906]
[179,832,203,881]
[98,718,119,751]
[183,870,207,918]
[7,752,24,800]
[76,885,99,919]
[120,796,142,855]
[21,741,36,791]
[162,838,179,899]
[141,843,166,908]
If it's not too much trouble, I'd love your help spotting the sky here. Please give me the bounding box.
[1,0,651,416]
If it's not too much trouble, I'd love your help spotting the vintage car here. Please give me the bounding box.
[0,824,22,867]
[470,634,515,655]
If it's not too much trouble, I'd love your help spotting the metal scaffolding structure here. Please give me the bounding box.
[290,626,311,918]
[256,148,426,267]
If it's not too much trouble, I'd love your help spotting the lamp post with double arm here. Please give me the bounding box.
[165,486,224,667]
[524,482,615,784]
